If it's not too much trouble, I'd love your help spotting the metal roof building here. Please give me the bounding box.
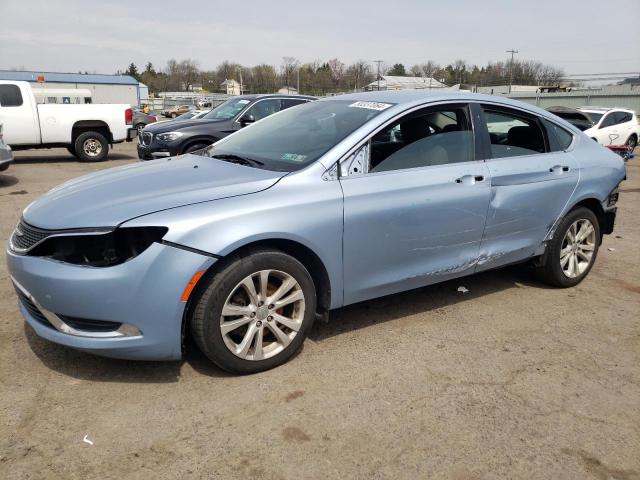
[365,75,447,91]
[0,70,140,105]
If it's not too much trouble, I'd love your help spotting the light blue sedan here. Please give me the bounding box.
[6,91,625,373]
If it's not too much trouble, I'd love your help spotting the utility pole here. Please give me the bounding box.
[374,60,383,91]
[506,49,518,94]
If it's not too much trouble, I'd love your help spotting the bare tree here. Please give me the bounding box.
[281,56,300,91]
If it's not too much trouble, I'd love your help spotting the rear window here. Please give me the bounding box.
[0,84,23,107]
[542,119,573,151]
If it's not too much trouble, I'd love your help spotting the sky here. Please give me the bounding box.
[0,0,639,78]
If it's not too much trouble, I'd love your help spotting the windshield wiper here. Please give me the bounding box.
[209,153,264,167]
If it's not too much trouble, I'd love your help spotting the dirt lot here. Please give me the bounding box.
[1,143,639,480]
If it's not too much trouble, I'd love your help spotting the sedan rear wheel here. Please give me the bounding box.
[536,207,600,287]
[190,248,316,373]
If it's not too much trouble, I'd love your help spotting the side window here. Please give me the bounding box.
[367,104,474,173]
[542,118,574,151]
[483,108,546,158]
[600,113,617,129]
[281,99,308,109]
[0,85,23,107]
[617,112,632,124]
[245,99,282,121]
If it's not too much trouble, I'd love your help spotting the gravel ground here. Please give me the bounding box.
[1,143,639,480]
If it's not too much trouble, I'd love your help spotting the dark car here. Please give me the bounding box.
[132,108,158,134]
[137,94,315,160]
[0,123,13,172]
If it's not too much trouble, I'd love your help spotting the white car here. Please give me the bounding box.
[580,107,639,150]
[0,81,137,162]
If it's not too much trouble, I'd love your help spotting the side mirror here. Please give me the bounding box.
[239,114,255,126]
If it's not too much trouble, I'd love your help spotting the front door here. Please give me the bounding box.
[340,103,491,305]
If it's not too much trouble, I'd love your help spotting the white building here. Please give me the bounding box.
[365,75,447,91]
[0,70,140,105]
[221,79,242,95]
[278,86,298,95]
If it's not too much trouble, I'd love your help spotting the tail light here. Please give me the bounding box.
[150,115,157,121]
[125,108,133,126]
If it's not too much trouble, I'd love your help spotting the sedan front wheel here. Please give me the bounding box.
[190,248,317,373]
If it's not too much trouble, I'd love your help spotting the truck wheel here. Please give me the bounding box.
[74,131,108,162]
[66,145,77,158]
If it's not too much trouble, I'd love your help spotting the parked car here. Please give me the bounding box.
[133,108,157,134]
[172,110,209,122]
[161,105,196,119]
[7,92,625,373]
[0,81,136,162]
[0,123,13,172]
[548,105,639,149]
[138,94,315,160]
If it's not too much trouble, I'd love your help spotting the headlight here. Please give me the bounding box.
[156,132,183,142]
[28,227,168,267]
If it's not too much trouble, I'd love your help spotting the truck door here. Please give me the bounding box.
[0,83,40,145]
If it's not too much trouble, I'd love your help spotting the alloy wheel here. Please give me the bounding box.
[82,138,103,157]
[560,218,596,278]
[220,269,305,361]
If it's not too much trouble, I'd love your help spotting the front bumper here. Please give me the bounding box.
[6,242,216,360]
[137,142,180,161]
[0,145,13,172]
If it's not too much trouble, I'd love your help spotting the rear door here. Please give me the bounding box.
[475,104,579,271]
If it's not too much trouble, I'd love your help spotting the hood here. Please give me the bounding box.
[23,154,286,229]
[146,117,226,133]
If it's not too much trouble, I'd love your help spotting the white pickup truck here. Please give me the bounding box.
[0,81,137,162]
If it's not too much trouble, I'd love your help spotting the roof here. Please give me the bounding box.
[320,90,563,121]
[0,70,138,85]
[366,75,446,89]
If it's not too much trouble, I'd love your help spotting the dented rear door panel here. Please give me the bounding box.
[476,151,579,271]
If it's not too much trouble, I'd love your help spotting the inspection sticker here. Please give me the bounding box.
[348,101,392,111]
[281,153,307,162]
[238,99,251,104]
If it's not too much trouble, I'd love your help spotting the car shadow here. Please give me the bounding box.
[23,265,547,383]
[0,174,19,188]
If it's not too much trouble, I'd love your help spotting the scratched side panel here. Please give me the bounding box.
[476,151,579,271]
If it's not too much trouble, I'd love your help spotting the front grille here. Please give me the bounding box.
[140,131,153,146]
[15,288,52,329]
[10,220,53,252]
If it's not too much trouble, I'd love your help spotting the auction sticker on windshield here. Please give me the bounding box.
[281,153,307,162]
[349,101,393,111]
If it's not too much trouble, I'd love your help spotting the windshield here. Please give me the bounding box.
[583,111,603,124]
[203,99,393,171]
[175,112,196,121]
[203,98,253,120]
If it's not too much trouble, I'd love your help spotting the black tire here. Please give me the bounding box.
[626,134,637,151]
[183,143,210,154]
[74,131,109,162]
[135,123,146,134]
[66,145,77,157]
[190,248,317,374]
[536,207,600,288]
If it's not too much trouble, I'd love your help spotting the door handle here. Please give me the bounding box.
[549,165,570,173]
[455,174,485,185]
